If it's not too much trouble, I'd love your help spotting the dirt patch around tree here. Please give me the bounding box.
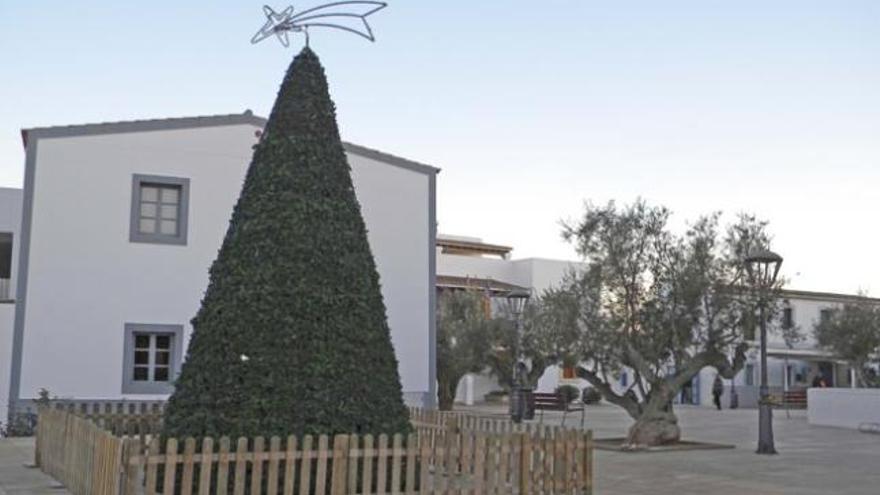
[593,437,735,453]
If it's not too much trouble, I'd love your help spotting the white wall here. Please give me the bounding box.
[808,388,880,429]
[349,154,432,399]
[0,188,22,417]
[16,125,432,405]
[0,303,13,416]
[438,253,582,295]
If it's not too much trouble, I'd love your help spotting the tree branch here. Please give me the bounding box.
[577,365,642,419]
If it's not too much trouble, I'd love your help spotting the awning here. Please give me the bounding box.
[436,275,528,294]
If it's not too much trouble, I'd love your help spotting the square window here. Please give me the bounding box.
[130,175,189,245]
[124,324,182,394]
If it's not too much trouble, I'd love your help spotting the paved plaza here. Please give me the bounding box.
[1,404,878,494]
[464,403,880,494]
[0,437,69,495]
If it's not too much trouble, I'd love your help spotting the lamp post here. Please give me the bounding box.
[744,249,783,455]
[506,289,531,423]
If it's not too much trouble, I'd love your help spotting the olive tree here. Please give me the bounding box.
[814,295,880,387]
[436,290,497,410]
[550,200,782,447]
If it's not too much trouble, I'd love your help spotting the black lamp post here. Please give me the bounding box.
[506,289,531,423]
[744,249,783,455]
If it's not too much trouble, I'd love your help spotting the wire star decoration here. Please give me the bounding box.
[251,2,388,47]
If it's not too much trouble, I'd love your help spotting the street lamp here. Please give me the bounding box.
[744,249,783,455]
[506,289,531,423]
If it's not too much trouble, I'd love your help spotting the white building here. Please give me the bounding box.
[5,112,438,415]
[437,235,877,408]
[705,290,880,409]
[0,187,23,415]
[435,235,585,404]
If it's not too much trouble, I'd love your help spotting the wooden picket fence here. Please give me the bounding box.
[36,404,593,494]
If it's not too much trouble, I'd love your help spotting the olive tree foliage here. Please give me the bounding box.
[814,295,880,388]
[436,290,498,410]
[487,293,582,391]
[551,200,784,447]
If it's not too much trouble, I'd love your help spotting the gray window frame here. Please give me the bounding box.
[122,323,183,394]
[129,174,190,245]
[782,306,794,329]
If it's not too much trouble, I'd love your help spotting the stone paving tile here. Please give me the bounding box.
[0,438,70,495]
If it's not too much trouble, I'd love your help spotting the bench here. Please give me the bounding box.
[528,392,585,427]
[769,389,807,418]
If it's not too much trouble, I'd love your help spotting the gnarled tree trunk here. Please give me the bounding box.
[437,373,462,411]
[625,406,680,448]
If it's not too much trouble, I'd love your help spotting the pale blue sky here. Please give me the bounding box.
[1,1,878,294]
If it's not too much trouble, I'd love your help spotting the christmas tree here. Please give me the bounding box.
[162,47,411,439]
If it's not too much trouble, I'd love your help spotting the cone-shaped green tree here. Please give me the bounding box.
[162,47,411,439]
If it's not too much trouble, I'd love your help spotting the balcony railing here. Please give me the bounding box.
[0,278,10,300]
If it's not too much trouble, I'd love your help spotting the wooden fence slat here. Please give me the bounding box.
[586,431,593,495]
[298,435,313,495]
[363,435,375,495]
[519,433,531,495]
[391,434,403,495]
[472,434,486,495]
[217,437,231,495]
[331,435,349,495]
[122,438,142,495]
[181,437,197,495]
[347,434,360,495]
[284,436,297,495]
[268,436,281,495]
[315,435,329,495]
[498,434,510,494]
[251,437,265,495]
[418,435,431,495]
[405,434,417,494]
[163,437,179,495]
[199,437,215,495]
[376,434,388,495]
[145,438,160,495]
[233,437,248,495]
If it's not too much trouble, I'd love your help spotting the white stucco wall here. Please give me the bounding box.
[808,388,880,429]
[0,303,13,415]
[15,124,433,406]
[438,253,581,295]
[0,187,22,417]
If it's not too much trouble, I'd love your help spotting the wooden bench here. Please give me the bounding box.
[529,392,585,427]
[770,389,807,417]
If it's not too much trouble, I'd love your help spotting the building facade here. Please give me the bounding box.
[437,235,877,408]
[0,187,23,416]
[6,112,438,415]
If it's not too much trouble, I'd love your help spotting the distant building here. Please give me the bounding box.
[4,112,438,417]
[0,187,22,415]
[436,235,878,408]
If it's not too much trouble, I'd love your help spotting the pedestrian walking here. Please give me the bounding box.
[712,375,724,410]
